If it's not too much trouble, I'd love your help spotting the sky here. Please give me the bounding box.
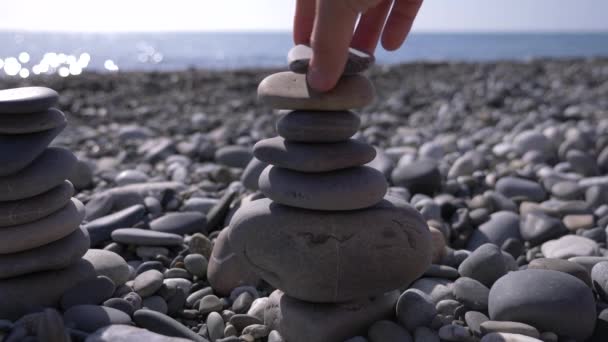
[0,0,606,32]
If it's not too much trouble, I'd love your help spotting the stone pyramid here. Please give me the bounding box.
[0,87,93,319]
[228,45,433,341]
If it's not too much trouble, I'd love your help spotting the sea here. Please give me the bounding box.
[0,31,607,78]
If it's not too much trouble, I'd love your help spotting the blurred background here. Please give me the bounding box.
[0,0,607,77]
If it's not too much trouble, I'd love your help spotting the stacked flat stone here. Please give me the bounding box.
[229,45,433,341]
[0,87,91,319]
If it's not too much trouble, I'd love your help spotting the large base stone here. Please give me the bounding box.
[0,258,97,320]
[229,197,432,302]
[264,290,399,342]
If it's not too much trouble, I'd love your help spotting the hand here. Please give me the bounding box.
[294,0,423,91]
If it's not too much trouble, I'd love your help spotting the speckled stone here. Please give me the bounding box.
[257,72,375,110]
[264,290,398,342]
[229,198,431,302]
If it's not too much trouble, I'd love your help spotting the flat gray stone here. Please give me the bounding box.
[265,290,398,342]
[0,180,73,227]
[0,123,66,176]
[287,44,375,75]
[86,324,192,342]
[0,147,76,201]
[0,87,58,114]
[391,158,441,196]
[149,212,207,235]
[276,110,360,143]
[259,166,387,210]
[254,137,375,172]
[480,321,540,339]
[229,198,431,302]
[591,261,608,301]
[489,269,596,341]
[82,249,130,286]
[207,227,261,296]
[111,228,184,246]
[0,258,97,320]
[0,198,84,254]
[481,332,543,342]
[495,177,546,202]
[133,309,208,342]
[63,305,132,333]
[0,227,89,279]
[453,277,490,311]
[0,108,66,134]
[215,145,252,169]
[84,204,147,246]
[257,72,375,110]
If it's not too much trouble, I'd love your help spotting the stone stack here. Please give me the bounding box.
[228,46,433,341]
[0,87,93,319]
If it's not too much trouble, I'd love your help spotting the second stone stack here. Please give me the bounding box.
[229,45,432,341]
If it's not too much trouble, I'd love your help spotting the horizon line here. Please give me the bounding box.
[1,29,607,34]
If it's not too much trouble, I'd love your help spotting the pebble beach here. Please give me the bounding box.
[1,57,608,341]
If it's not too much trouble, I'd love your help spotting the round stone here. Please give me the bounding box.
[0,108,66,134]
[134,270,164,297]
[63,305,132,333]
[257,72,375,110]
[259,166,387,211]
[0,258,96,320]
[184,253,208,278]
[199,294,223,314]
[254,137,375,172]
[541,235,600,259]
[528,258,592,286]
[82,249,130,286]
[458,244,510,287]
[0,226,89,279]
[0,180,73,227]
[208,227,261,296]
[396,289,437,331]
[229,197,432,302]
[520,211,567,246]
[150,212,207,235]
[0,198,84,254]
[111,228,184,246]
[453,277,490,311]
[85,204,148,246]
[391,159,442,196]
[0,123,66,176]
[115,169,149,186]
[60,276,116,310]
[287,44,375,75]
[207,311,225,341]
[0,87,58,114]
[276,110,360,143]
[467,211,521,250]
[480,321,540,339]
[489,269,596,341]
[0,147,77,201]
